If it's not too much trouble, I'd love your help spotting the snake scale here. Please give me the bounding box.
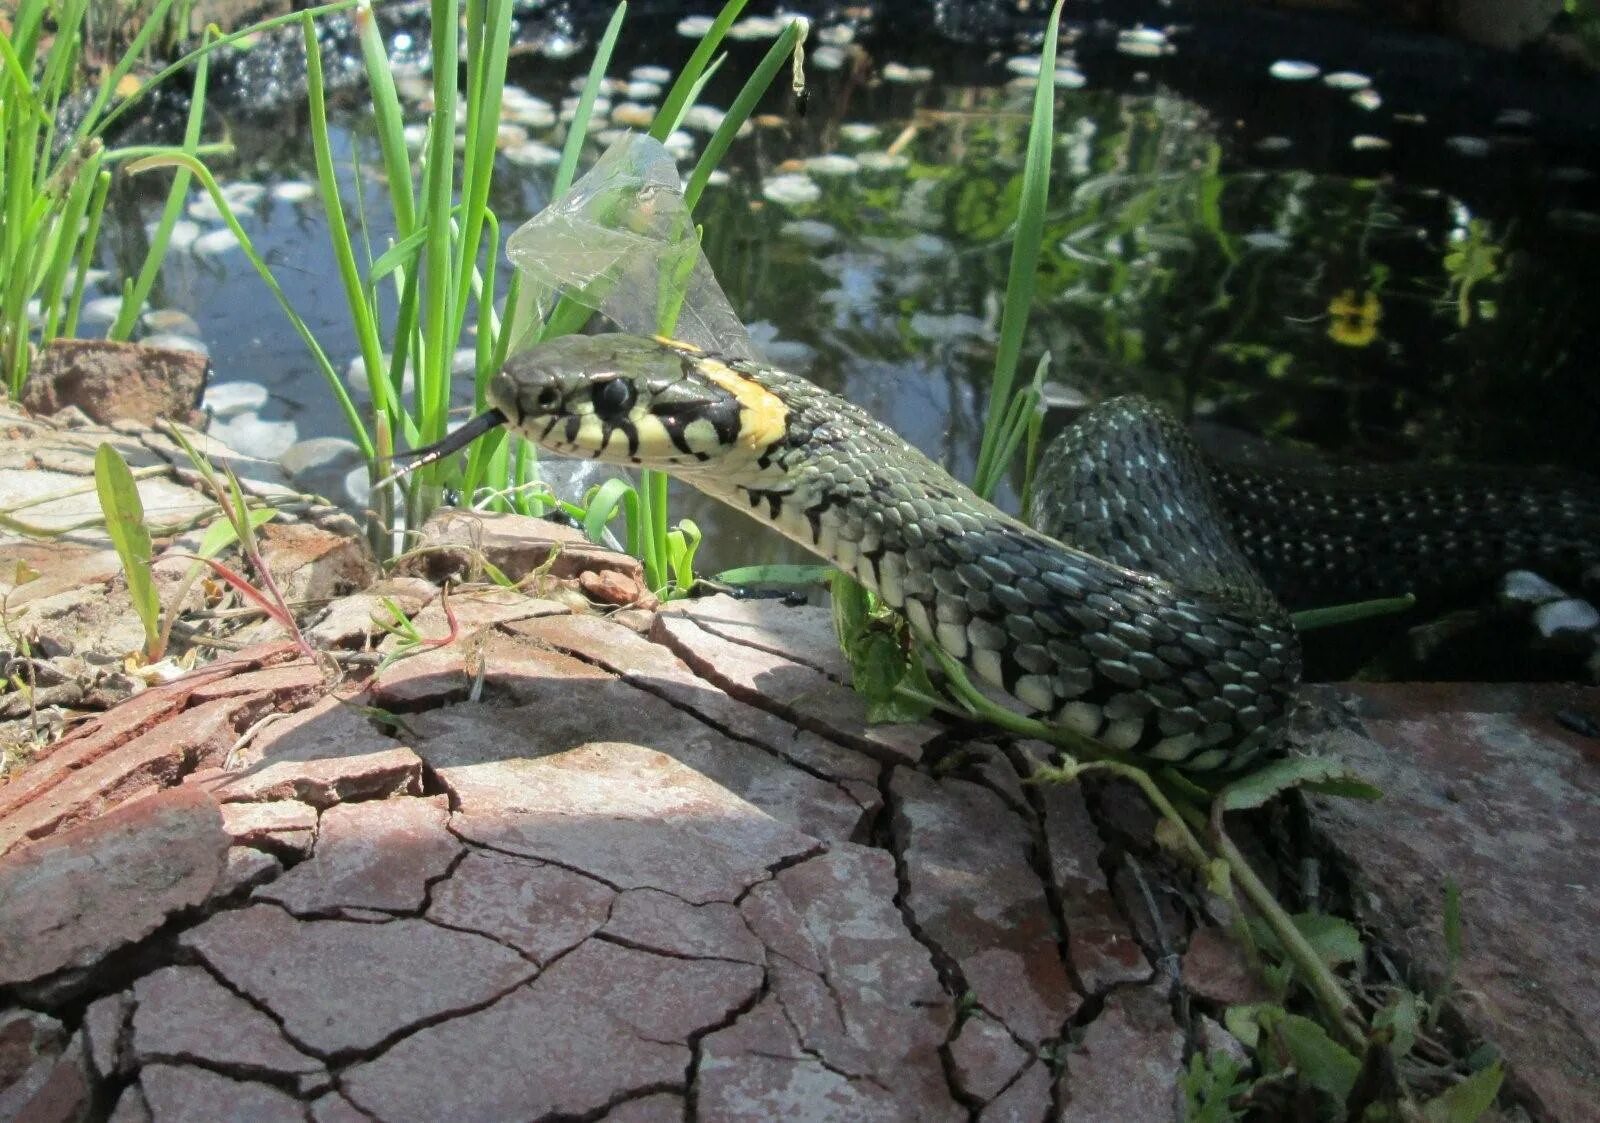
[485,333,1600,771]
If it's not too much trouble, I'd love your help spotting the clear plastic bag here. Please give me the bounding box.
[504,133,755,361]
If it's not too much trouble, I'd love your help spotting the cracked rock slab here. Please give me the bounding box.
[179,905,536,1057]
[254,795,458,915]
[131,965,323,1079]
[442,740,821,905]
[138,1063,305,1122]
[1057,984,1184,1122]
[197,695,423,809]
[890,767,1079,1045]
[736,846,960,1116]
[0,786,228,987]
[342,940,761,1122]
[426,849,614,964]
[1302,682,1600,1122]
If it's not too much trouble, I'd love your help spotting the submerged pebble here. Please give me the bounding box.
[810,45,848,70]
[780,219,840,246]
[856,151,910,172]
[1351,88,1383,112]
[1323,71,1371,90]
[681,105,726,133]
[839,123,879,144]
[1254,136,1292,153]
[881,62,934,84]
[676,15,715,37]
[910,311,991,343]
[281,436,362,482]
[193,228,243,256]
[143,308,201,336]
[80,295,124,325]
[1350,135,1391,151]
[141,332,208,356]
[1501,569,1566,607]
[1269,60,1320,81]
[728,15,788,40]
[611,102,655,128]
[762,173,822,206]
[505,141,563,167]
[1445,135,1491,157]
[1240,231,1291,251]
[816,24,855,46]
[159,219,201,250]
[804,154,859,177]
[1116,28,1167,57]
[625,80,662,101]
[1534,598,1600,643]
[209,410,298,461]
[631,65,672,84]
[271,181,316,203]
[202,381,269,418]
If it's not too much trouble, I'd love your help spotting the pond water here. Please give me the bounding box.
[86,4,1600,675]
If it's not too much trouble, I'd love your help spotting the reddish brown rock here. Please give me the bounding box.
[0,1027,89,1123]
[219,847,282,897]
[1035,778,1152,994]
[400,508,647,585]
[0,694,265,851]
[603,888,764,964]
[426,850,614,964]
[602,1092,686,1121]
[138,1063,304,1122]
[203,695,422,808]
[219,799,317,856]
[367,625,601,710]
[578,567,651,607]
[21,339,205,427]
[80,992,131,1080]
[890,768,1079,1045]
[255,796,457,915]
[949,1012,1033,1104]
[179,905,535,1056]
[670,594,854,681]
[697,997,919,1121]
[0,787,227,987]
[404,645,869,843]
[257,520,376,603]
[652,603,936,765]
[131,966,323,1078]
[738,847,959,1114]
[1181,926,1271,1006]
[440,741,820,905]
[1304,682,1600,1122]
[980,1059,1053,1123]
[513,612,884,797]
[342,941,761,1121]
[1057,984,1184,1122]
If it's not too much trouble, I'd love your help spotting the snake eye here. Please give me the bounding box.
[534,386,560,412]
[591,378,635,418]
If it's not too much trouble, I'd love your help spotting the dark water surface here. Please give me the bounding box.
[93,4,1600,673]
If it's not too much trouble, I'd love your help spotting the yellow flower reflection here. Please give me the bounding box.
[1327,289,1381,347]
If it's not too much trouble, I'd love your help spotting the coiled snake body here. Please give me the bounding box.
[488,333,1599,770]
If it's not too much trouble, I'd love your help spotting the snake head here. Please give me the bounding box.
[488,333,787,467]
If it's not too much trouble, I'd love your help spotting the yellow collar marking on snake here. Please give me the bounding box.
[653,336,789,452]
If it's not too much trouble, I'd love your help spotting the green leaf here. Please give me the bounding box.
[1223,1004,1273,1050]
[1421,1062,1503,1123]
[711,563,834,588]
[1442,880,1463,969]
[582,477,636,544]
[196,507,277,559]
[1292,912,1364,968]
[94,443,161,657]
[830,570,871,650]
[1374,989,1420,1059]
[1291,593,1416,631]
[369,224,430,282]
[1216,756,1383,812]
[1277,1014,1360,1102]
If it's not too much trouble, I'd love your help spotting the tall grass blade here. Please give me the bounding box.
[972,0,1064,500]
[94,443,162,659]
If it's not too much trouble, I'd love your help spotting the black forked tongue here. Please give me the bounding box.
[374,408,507,490]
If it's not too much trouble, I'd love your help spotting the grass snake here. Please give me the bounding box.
[484,333,1599,770]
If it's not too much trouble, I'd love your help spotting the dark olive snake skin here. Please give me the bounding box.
[489,334,1599,771]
